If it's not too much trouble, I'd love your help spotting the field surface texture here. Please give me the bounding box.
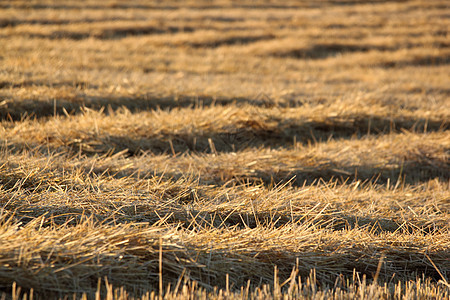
[0,0,449,299]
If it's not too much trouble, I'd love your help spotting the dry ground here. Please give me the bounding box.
[0,0,449,299]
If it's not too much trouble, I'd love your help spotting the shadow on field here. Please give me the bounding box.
[9,140,450,187]
[108,147,448,186]
[60,114,445,155]
[1,89,447,135]
[1,0,412,10]
[271,45,450,66]
[0,17,147,28]
[2,115,448,186]
[0,94,284,121]
[270,43,392,59]
[19,24,196,40]
[7,202,447,234]
[378,54,450,68]
[178,33,275,48]
[173,158,449,187]
[248,157,449,186]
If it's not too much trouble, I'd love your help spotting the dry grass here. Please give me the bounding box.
[0,0,449,299]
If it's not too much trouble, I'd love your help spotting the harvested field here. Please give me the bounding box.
[0,0,449,299]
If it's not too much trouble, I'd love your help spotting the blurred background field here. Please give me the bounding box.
[0,0,449,299]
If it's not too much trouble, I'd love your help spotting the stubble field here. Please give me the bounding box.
[0,0,449,299]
